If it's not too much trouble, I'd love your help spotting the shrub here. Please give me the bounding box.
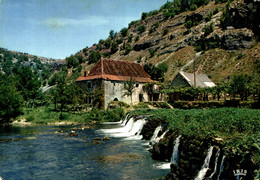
[141,12,148,20]
[163,28,169,36]
[120,27,128,37]
[203,22,214,36]
[137,25,146,34]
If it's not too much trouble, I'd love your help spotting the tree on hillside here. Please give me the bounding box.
[88,50,101,64]
[229,74,252,101]
[66,55,79,68]
[15,66,41,104]
[120,27,128,37]
[144,63,168,82]
[123,77,135,105]
[0,74,23,124]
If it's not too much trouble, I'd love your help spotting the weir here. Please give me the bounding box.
[194,146,214,180]
[100,116,147,138]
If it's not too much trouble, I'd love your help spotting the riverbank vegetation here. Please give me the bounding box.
[130,108,260,160]
[16,106,125,125]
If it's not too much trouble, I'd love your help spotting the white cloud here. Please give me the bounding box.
[44,16,109,28]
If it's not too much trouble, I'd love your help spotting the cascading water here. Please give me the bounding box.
[217,155,225,180]
[149,126,163,145]
[124,118,147,139]
[101,117,135,134]
[153,134,181,170]
[209,149,220,179]
[194,146,214,180]
[158,130,168,142]
[170,135,181,165]
[100,117,147,139]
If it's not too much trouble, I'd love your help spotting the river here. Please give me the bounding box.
[0,123,168,180]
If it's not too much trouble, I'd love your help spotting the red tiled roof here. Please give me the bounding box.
[76,59,154,83]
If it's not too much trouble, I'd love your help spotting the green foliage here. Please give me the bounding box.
[149,48,156,57]
[162,28,169,36]
[120,27,128,37]
[66,55,79,68]
[15,66,41,101]
[0,74,23,123]
[109,30,117,39]
[123,77,135,105]
[128,20,138,28]
[131,108,260,144]
[203,22,214,36]
[104,38,112,49]
[134,102,149,109]
[48,70,67,86]
[19,106,92,124]
[88,50,101,64]
[141,12,148,20]
[127,34,133,43]
[144,63,168,82]
[185,20,193,29]
[137,25,146,34]
[110,41,119,54]
[102,108,125,122]
[205,12,213,22]
[124,43,132,55]
[229,74,252,100]
[50,78,84,112]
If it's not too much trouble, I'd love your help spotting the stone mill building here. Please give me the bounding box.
[75,59,156,109]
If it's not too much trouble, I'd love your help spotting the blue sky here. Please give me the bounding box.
[0,0,167,59]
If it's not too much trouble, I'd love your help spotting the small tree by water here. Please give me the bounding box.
[123,77,135,105]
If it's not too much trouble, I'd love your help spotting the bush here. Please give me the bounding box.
[120,28,128,37]
[163,28,169,36]
[203,22,214,36]
[137,25,146,34]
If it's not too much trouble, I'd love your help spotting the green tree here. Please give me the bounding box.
[15,66,41,103]
[109,30,116,39]
[120,27,128,37]
[110,41,119,54]
[0,75,23,124]
[66,55,79,68]
[88,50,101,64]
[123,77,135,105]
[137,25,146,34]
[229,74,251,101]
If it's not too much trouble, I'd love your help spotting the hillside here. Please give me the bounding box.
[0,48,65,85]
[69,0,259,85]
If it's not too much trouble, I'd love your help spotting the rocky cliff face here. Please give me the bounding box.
[75,0,259,84]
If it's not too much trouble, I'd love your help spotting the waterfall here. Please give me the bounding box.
[100,117,135,134]
[209,149,220,179]
[149,126,163,145]
[158,130,168,141]
[170,135,181,165]
[217,155,225,180]
[194,146,214,180]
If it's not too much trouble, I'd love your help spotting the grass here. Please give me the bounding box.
[18,105,125,125]
[130,108,260,148]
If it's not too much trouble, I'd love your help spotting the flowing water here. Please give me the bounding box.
[170,135,181,165]
[0,123,168,180]
[195,146,214,180]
